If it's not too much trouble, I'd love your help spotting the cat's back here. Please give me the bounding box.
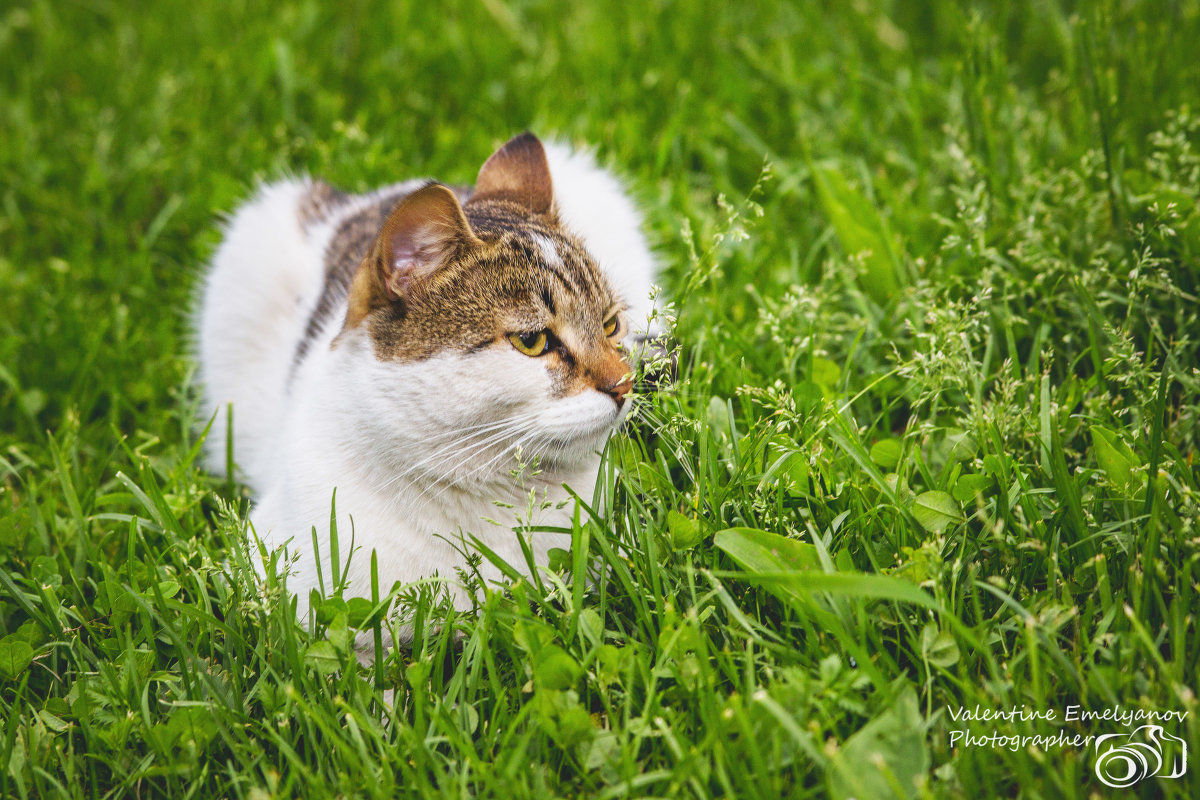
[194,176,425,489]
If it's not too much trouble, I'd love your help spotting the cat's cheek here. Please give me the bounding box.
[483,350,607,436]
[454,348,559,416]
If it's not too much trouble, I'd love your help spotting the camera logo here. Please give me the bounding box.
[1093,725,1187,788]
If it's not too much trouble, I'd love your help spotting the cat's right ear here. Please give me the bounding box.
[345,184,478,328]
[472,132,555,215]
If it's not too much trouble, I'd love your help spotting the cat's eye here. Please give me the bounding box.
[603,313,620,338]
[508,329,551,356]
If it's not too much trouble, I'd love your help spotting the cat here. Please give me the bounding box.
[195,133,660,620]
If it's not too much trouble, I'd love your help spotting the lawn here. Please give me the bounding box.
[2,0,1199,797]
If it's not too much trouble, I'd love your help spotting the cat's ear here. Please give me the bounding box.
[471,132,555,215]
[345,183,477,327]
[374,183,477,300]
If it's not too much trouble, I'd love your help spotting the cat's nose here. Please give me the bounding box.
[603,375,633,406]
[592,348,632,406]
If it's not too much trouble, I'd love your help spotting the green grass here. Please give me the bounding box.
[2,0,1199,797]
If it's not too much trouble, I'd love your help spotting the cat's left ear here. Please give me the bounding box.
[344,183,478,328]
[375,183,478,299]
[471,132,555,216]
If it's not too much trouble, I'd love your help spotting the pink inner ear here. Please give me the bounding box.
[391,239,423,272]
[386,255,421,299]
[386,227,439,298]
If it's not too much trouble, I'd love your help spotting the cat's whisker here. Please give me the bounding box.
[375,410,545,493]
[414,416,543,484]
[414,416,542,492]
[385,412,537,463]
[411,412,537,446]
[457,419,546,481]
[416,422,543,509]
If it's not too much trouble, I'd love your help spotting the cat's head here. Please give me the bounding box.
[338,133,633,481]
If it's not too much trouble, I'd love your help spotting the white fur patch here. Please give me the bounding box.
[531,233,563,269]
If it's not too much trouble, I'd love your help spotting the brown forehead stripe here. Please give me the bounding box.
[464,201,609,299]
